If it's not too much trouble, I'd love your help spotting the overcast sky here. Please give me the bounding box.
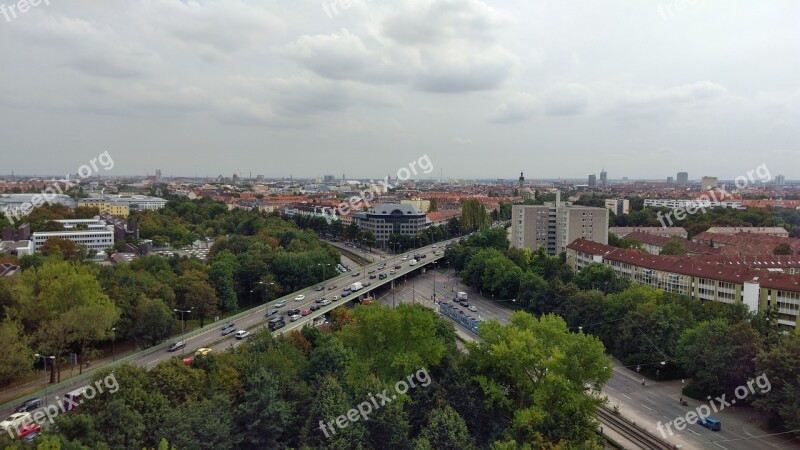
[1,0,798,180]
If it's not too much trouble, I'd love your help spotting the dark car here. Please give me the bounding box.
[328,285,337,290]
[310,304,321,311]
[421,254,427,259]
[351,272,360,277]
[167,341,186,352]
[16,398,43,413]
[288,308,301,316]
[341,290,351,297]
[221,322,235,331]
[315,286,324,291]
[363,281,371,287]
[394,265,402,269]
[222,327,236,336]
[265,308,280,317]
[369,274,377,279]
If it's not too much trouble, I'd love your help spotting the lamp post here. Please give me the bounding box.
[259,281,275,307]
[34,354,55,407]
[111,327,116,362]
[173,308,193,356]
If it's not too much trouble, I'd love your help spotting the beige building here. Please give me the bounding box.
[401,198,431,213]
[511,193,608,255]
[78,199,130,217]
[701,176,718,191]
[604,198,630,215]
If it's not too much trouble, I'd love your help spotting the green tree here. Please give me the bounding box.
[753,334,800,433]
[418,406,478,450]
[132,297,177,347]
[660,238,688,255]
[235,368,293,449]
[773,243,793,255]
[209,256,238,313]
[0,320,33,384]
[156,396,235,450]
[572,263,629,294]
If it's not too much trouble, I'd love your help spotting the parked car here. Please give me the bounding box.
[468,305,477,312]
[15,398,43,413]
[0,413,31,432]
[389,270,396,274]
[18,422,41,439]
[290,314,301,322]
[301,309,312,316]
[195,348,213,357]
[288,308,301,316]
[167,341,186,352]
[275,300,287,308]
[294,295,305,301]
[235,330,250,340]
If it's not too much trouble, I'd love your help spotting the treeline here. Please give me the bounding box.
[0,201,341,386]
[447,229,800,435]
[1,304,613,450]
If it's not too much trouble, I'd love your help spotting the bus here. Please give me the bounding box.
[268,316,286,331]
[698,417,721,431]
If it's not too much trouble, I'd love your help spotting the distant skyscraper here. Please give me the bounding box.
[667,176,674,183]
[600,170,607,187]
[775,175,785,187]
[232,173,239,185]
[677,172,689,185]
[701,176,718,191]
[588,174,597,187]
[155,169,162,182]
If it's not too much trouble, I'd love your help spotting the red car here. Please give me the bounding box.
[18,423,41,439]
[328,285,337,290]
[182,358,192,365]
[301,309,312,316]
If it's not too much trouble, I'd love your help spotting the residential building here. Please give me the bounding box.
[604,198,630,215]
[511,193,608,255]
[600,170,607,187]
[79,195,166,214]
[705,227,789,237]
[677,172,689,185]
[401,198,431,213]
[621,231,717,255]
[667,176,674,184]
[353,204,428,248]
[566,239,800,331]
[643,198,744,210]
[609,226,688,239]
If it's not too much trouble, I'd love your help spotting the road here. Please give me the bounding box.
[1,239,456,419]
[385,270,800,450]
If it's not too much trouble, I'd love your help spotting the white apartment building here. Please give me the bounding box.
[32,229,114,260]
[644,198,745,210]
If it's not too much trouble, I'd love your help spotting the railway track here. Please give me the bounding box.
[596,405,674,450]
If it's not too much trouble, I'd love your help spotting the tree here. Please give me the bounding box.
[753,334,800,433]
[0,320,33,384]
[773,243,793,255]
[418,406,478,450]
[156,395,236,450]
[235,368,293,449]
[40,237,87,261]
[132,298,177,347]
[209,257,238,313]
[572,263,628,294]
[660,238,688,255]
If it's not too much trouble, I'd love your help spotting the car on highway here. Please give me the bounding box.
[315,297,325,303]
[421,254,427,259]
[394,264,402,269]
[167,341,186,352]
[235,330,250,340]
[195,348,213,357]
[288,308,301,316]
[468,305,477,312]
[351,272,360,277]
[369,274,377,279]
[315,285,324,291]
[341,290,351,297]
[294,295,305,301]
[402,255,408,261]
[379,273,387,279]
[389,270,396,274]
[289,314,301,322]
[432,244,437,248]
[368,269,375,274]
[301,309,312,316]
[268,316,286,331]
[222,326,236,336]
[221,322,235,331]
[363,281,371,287]
[378,264,386,269]
[320,299,331,306]
[15,398,43,413]
[328,285,337,290]
[275,300,287,308]
[310,304,321,311]
[265,308,280,317]
[18,422,41,440]
[332,295,340,301]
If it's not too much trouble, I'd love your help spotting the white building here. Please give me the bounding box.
[644,198,744,210]
[32,229,114,260]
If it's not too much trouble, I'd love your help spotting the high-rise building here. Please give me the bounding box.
[511,194,608,255]
[775,175,785,187]
[588,174,597,187]
[701,176,718,191]
[604,198,630,215]
[677,172,689,185]
[155,169,162,182]
[667,176,674,183]
[600,170,607,187]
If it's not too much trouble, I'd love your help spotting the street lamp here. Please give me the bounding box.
[111,327,116,362]
[173,308,193,355]
[259,281,275,306]
[34,354,55,407]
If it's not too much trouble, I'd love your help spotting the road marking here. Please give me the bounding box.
[714,442,729,450]
[622,394,633,400]
[641,403,653,411]
[688,429,701,436]
[605,385,615,391]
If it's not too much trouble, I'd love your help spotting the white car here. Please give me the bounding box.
[0,412,31,431]
[432,245,437,248]
[402,256,408,261]
[294,295,305,302]
[468,305,477,312]
[275,300,287,308]
[320,299,331,306]
[332,295,340,301]
[235,330,250,340]
[290,314,301,322]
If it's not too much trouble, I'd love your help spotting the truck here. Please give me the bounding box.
[350,282,363,291]
[456,292,468,301]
